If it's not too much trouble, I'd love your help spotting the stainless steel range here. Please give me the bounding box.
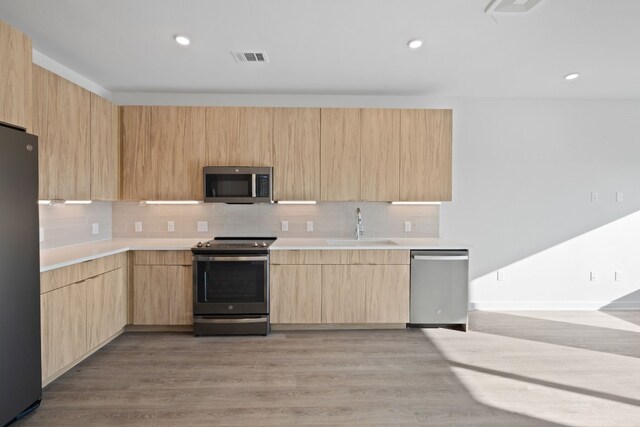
[191,237,276,336]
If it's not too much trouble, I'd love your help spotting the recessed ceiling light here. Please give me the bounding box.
[564,72,580,80]
[174,35,191,46]
[407,39,423,49]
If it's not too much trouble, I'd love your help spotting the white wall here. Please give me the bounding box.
[439,98,640,309]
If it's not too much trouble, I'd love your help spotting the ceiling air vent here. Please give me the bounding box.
[485,0,544,13]
[231,51,269,63]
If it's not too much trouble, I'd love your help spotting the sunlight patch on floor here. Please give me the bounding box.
[419,320,640,427]
[496,310,640,333]
[449,364,640,427]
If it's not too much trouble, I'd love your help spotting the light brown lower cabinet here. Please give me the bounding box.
[40,281,87,381]
[364,265,410,323]
[270,250,410,325]
[86,268,127,349]
[321,265,409,323]
[133,263,192,325]
[40,254,127,384]
[270,265,322,323]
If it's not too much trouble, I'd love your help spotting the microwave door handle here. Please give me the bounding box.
[251,174,257,197]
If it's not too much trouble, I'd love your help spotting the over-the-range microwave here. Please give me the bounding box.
[203,166,272,203]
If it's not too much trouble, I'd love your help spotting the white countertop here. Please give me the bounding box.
[40,238,196,272]
[271,238,470,251]
[40,237,470,272]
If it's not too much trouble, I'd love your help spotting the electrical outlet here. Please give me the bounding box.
[39,227,44,242]
[197,221,208,232]
[135,221,142,232]
[590,271,598,281]
[615,271,622,281]
[497,270,505,281]
[306,221,314,232]
[167,221,175,232]
[616,192,624,202]
[281,221,288,232]
[591,192,599,202]
[404,221,412,232]
[92,223,99,234]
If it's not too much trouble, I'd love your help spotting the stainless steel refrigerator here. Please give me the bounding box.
[0,124,42,425]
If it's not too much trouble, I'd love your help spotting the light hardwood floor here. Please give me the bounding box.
[17,311,640,426]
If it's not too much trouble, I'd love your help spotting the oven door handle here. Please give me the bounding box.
[193,255,268,262]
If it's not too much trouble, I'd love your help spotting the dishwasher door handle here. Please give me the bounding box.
[411,255,469,261]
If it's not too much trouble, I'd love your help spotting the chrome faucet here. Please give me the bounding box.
[355,207,364,240]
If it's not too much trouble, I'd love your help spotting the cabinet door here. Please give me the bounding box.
[361,109,400,201]
[205,107,273,167]
[150,107,206,200]
[365,265,410,323]
[272,108,320,201]
[90,93,119,200]
[167,266,193,325]
[321,265,366,323]
[41,282,87,381]
[0,20,32,131]
[33,65,91,200]
[271,265,322,323]
[87,268,126,349]
[133,266,170,324]
[400,109,452,201]
[320,108,361,201]
[133,265,192,325]
[121,106,153,199]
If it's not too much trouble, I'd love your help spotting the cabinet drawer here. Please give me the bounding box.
[270,250,409,265]
[133,250,192,266]
[41,252,127,294]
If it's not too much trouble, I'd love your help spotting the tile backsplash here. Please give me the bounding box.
[112,202,439,239]
[39,202,112,249]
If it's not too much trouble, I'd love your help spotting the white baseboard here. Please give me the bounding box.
[469,301,640,310]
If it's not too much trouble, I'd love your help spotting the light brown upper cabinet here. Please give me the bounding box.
[0,20,32,131]
[33,65,91,200]
[205,107,273,167]
[90,93,119,200]
[361,109,401,201]
[272,108,321,201]
[120,106,152,200]
[120,106,205,200]
[151,107,206,199]
[400,109,452,201]
[320,108,361,201]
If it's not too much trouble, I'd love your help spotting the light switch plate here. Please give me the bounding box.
[92,223,99,234]
[197,221,208,232]
[615,271,622,281]
[497,270,504,281]
[616,192,624,202]
[281,220,288,232]
[135,221,142,232]
[404,221,412,232]
[591,192,599,202]
[590,271,598,281]
[167,221,175,232]
[306,221,314,232]
[39,227,44,242]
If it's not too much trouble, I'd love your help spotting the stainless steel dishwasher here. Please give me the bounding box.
[410,250,469,331]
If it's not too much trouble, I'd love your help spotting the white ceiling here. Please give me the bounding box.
[1,0,639,98]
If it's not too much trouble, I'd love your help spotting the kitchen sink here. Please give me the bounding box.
[326,238,398,246]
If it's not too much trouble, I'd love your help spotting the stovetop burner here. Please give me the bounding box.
[192,236,277,253]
